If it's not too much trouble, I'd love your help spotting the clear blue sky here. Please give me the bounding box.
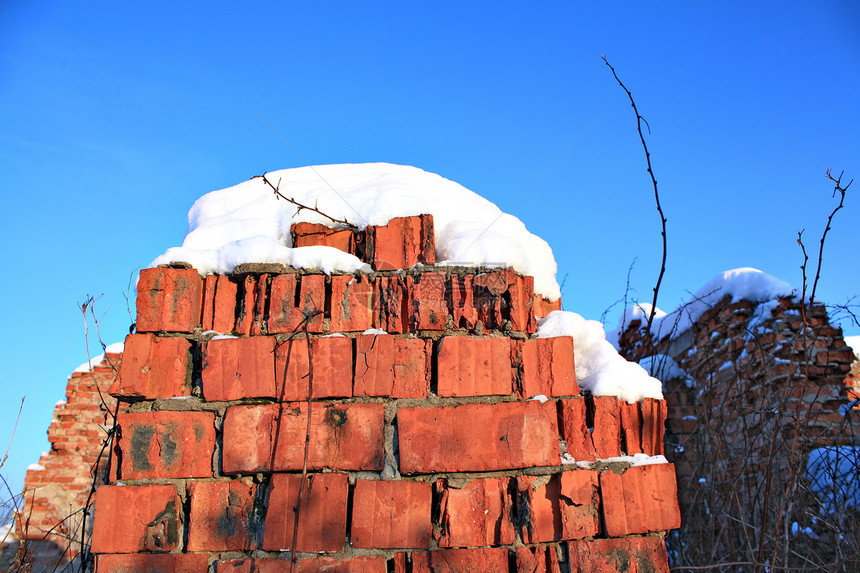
[1,1,858,499]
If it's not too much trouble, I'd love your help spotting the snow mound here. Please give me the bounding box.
[73,342,125,373]
[151,163,560,300]
[845,335,860,361]
[610,268,795,344]
[536,310,663,403]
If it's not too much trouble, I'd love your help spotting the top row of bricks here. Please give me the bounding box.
[138,216,561,335]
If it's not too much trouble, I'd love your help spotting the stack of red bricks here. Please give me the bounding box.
[92,214,680,573]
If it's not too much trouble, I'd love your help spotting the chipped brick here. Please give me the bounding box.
[188,480,257,551]
[201,336,276,401]
[352,480,432,549]
[136,267,203,333]
[436,336,513,397]
[110,334,191,399]
[91,485,181,553]
[354,334,431,398]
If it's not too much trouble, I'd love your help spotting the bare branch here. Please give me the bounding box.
[810,170,851,305]
[602,56,668,334]
[254,173,359,231]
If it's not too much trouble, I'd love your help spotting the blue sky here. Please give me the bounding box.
[1,1,858,498]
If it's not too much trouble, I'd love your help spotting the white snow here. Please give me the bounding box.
[150,163,560,300]
[610,268,795,344]
[528,395,549,403]
[361,328,388,335]
[27,463,45,472]
[574,453,669,469]
[536,311,663,402]
[72,342,125,373]
[806,446,860,513]
[845,335,860,360]
[638,355,694,387]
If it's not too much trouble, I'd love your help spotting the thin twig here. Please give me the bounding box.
[602,56,668,335]
[255,173,358,230]
[810,169,852,306]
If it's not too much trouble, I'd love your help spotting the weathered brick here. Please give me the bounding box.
[436,336,513,397]
[508,274,536,333]
[518,336,577,398]
[558,397,597,461]
[591,395,622,458]
[352,480,432,549]
[201,274,239,333]
[533,296,562,320]
[95,554,208,573]
[366,214,435,270]
[188,480,257,551]
[620,401,643,455]
[222,402,384,473]
[110,334,191,399]
[268,273,325,333]
[274,336,352,400]
[201,336,276,401]
[330,275,374,331]
[567,537,670,572]
[449,274,478,329]
[136,267,203,333]
[516,470,599,543]
[291,222,356,253]
[91,485,181,553]
[599,463,681,536]
[516,546,562,573]
[234,274,264,336]
[398,400,559,473]
[262,473,348,553]
[411,548,509,572]
[354,334,431,398]
[473,270,507,330]
[373,275,408,333]
[116,411,215,480]
[408,272,448,330]
[218,556,386,573]
[641,398,667,456]
[436,477,515,547]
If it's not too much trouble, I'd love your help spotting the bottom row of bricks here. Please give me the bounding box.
[91,464,680,555]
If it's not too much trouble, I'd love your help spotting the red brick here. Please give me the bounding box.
[330,275,373,331]
[473,270,506,330]
[201,336,276,401]
[516,546,562,573]
[508,274,536,334]
[201,274,239,333]
[234,274,261,335]
[436,477,515,547]
[291,222,356,253]
[354,334,431,398]
[268,274,325,333]
[110,334,191,399]
[116,411,215,480]
[449,274,478,329]
[366,214,435,270]
[408,272,448,330]
[516,470,599,543]
[599,463,681,536]
[568,537,670,573]
[95,554,209,573]
[218,556,386,573]
[411,548,509,572]
[351,480,432,549]
[136,267,203,333]
[517,336,577,398]
[436,336,513,397]
[398,400,559,473]
[558,397,596,462]
[91,485,181,553]
[373,275,408,333]
[222,402,384,473]
[274,336,352,400]
[262,473,348,553]
[620,401,643,455]
[533,296,562,319]
[591,395,622,458]
[641,398,667,456]
[188,480,257,551]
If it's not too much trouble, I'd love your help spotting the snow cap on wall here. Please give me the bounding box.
[151,163,561,300]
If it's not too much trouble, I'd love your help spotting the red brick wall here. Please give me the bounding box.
[26,215,681,572]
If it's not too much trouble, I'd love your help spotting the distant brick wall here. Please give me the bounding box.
[616,296,859,564]
[78,215,679,572]
[20,349,119,571]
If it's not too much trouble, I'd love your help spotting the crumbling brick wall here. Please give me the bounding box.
[19,349,120,571]
[616,297,860,567]
[82,215,680,572]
